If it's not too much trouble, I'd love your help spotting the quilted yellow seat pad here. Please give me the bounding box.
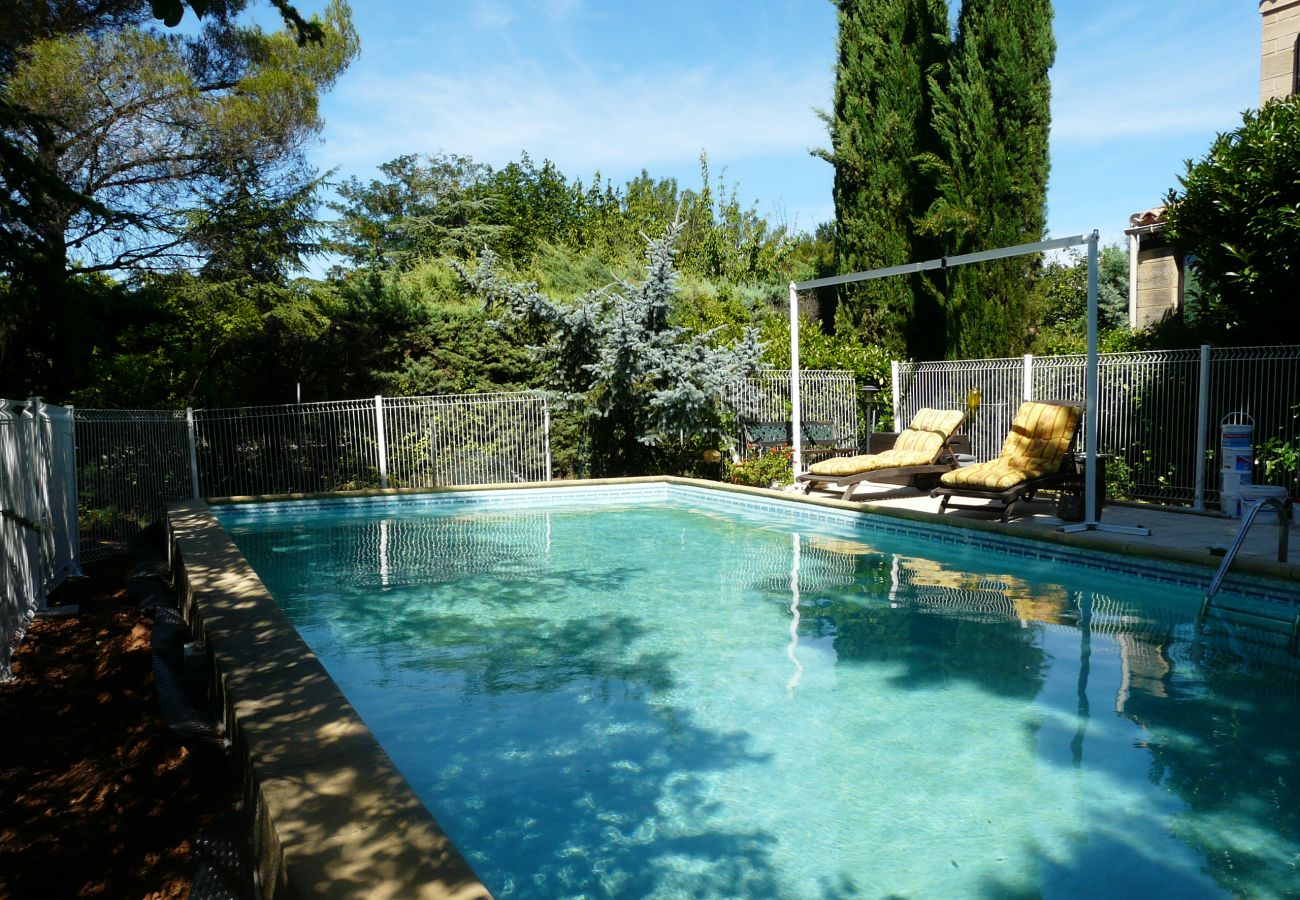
[939,402,1080,491]
[806,408,964,477]
[807,447,944,477]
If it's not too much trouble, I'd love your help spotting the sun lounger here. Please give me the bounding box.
[795,408,966,500]
[930,400,1082,522]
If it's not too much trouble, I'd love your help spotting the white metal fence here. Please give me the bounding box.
[727,369,858,452]
[893,345,1300,506]
[1,399,81,681]
[75,392,552,558]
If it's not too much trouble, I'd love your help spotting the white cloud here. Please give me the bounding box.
[319,60,831,180]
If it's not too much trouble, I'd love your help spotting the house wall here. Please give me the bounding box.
[1134,243,1183,329]
[1261,0,1300,103]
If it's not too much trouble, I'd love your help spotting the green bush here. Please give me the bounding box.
[1164,96,1300,344]
[727,447,794,488]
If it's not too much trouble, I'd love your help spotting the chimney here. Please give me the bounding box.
[1260,0,1300,103]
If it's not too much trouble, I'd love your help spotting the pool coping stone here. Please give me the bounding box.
[168,501,491,900]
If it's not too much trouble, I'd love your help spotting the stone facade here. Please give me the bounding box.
[1261,0,1300,103]
[1126,208,1183,330]
[1133,242,1183,329]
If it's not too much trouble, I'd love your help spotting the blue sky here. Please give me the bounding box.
[298,0,1261,252]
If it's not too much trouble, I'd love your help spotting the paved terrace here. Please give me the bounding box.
[812,481,1299,573]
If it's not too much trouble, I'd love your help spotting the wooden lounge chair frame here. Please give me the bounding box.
[929,400,1083,523]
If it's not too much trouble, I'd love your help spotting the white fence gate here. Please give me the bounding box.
[893,345,1300,506]
[1,399,81,681]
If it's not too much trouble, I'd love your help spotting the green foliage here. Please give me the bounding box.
[1029,244,1130,354]
[326,153,501,271]
[919,0,1055,359]
[1257,404,1300,492]
[1164,96,1300,344]
[817,0,949,357]
[762,310,895,431]
[0,0,358,397]
[726,447,794,488]
[463,222,764,477]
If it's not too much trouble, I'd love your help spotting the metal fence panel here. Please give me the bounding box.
[75,408,191,558]
[896,345,1300,507]
[894,357,1023,460]
[384,393,551,487]
[1208,346,1300,504]
[2,399,80,680]
[727,370,857,452]
[193,399,381,497]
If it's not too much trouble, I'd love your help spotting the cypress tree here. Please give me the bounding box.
[920,0,1055,358]
[817,0,949,357]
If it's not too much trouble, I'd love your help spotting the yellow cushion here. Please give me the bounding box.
[805,408,964,477]
[807,447,943,477]
[939,401,1080,491]
[891,408,964,458]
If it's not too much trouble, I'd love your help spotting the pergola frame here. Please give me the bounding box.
[788,231,1149,536]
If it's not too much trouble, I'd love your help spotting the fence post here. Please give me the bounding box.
[185,408,201,500]
[890,359,901,426]
[1023,354,1034,401]
[374,395,389,489]
[1193,344,1211,511]
[542,397,553,482]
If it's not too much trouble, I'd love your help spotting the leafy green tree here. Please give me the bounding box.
[1164,96,1300,344]
[463,222,764,476]
[326,153,501,272]
[1030,244,1128,353]
[919,0,1055,359]
[0,1,357,395]
[816,0,950,356]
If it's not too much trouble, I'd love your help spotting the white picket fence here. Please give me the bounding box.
[1,400,81,681]
[892,345,1300,507]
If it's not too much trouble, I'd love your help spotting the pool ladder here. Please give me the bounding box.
[1197,497,1298,656]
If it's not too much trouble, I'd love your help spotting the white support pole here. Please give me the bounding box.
[1127,232,1139,328]
[1023,354,1034,402]
[890,360,902,427]
[374,395,389,489]
[185,408,201,500]
[542,397,553,482]
[1193,343,1212,511]
[789,282,803,477]
[1063,232,1150,537]
[1084,235,1100,525]
[62,404,83,577]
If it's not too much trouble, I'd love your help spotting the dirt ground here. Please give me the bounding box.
[0,559,226,899]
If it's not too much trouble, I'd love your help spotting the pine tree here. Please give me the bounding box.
[817,0,949,357]
[920,0,1055,358]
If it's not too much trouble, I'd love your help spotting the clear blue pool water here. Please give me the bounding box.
[218,487,1300,898]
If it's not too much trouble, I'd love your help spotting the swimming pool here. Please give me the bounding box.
[215,483,1300,898]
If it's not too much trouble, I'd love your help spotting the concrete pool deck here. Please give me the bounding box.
[816,480,1299,576]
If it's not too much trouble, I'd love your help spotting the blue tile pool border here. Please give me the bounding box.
[210,479,1300,604]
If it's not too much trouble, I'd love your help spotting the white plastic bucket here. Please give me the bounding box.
[1238,484,1290,523]
[1220,416,1254,516]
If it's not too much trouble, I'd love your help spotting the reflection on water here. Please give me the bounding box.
[226,502,1300,899]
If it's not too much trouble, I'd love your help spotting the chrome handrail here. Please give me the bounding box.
[1205,497,1291,601]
